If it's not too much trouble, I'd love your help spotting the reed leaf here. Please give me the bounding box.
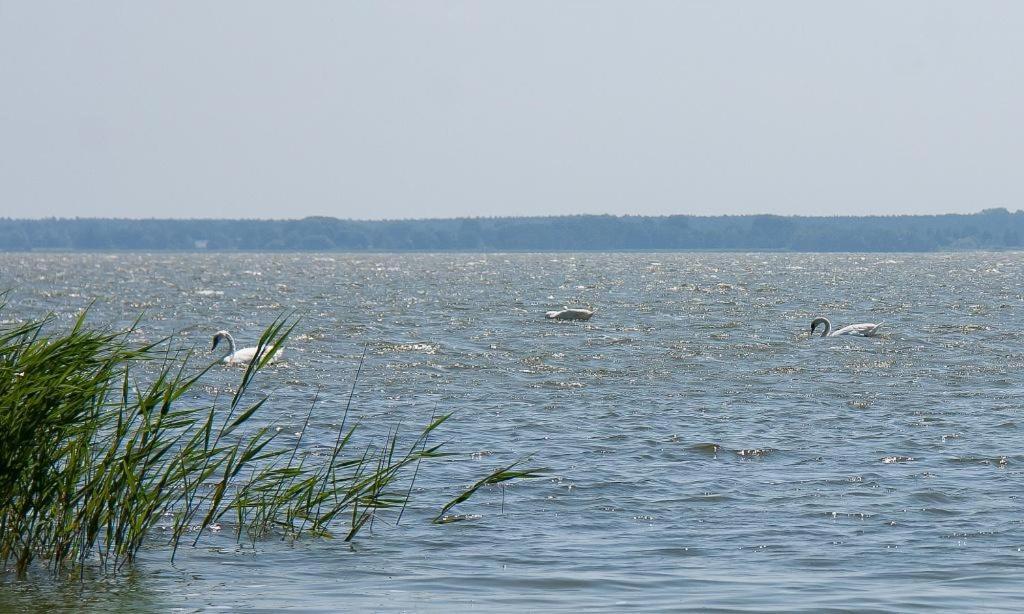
[433,462,548,523]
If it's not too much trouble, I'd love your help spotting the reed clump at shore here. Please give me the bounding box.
[0,308,538,578]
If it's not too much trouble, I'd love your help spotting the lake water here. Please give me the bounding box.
[3,251,1024,611]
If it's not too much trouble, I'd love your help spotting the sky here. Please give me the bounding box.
[1,1,1022,220]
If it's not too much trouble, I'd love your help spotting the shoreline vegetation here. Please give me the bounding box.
[0,308,541,578]
[1,209,1023,252]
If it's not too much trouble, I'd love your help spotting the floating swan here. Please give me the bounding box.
[211,330,282,365]
[810,317,883,337]
[545,308,594,321]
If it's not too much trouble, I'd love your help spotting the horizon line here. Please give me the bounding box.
[2,208,1018,224]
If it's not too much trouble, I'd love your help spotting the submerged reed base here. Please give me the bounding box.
[0,309,538,578]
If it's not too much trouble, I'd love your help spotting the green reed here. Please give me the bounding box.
[0,309,474,578]
[434,461,547,524]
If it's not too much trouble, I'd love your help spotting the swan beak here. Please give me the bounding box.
[211,338,219,351]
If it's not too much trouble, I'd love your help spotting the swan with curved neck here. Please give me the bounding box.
[211,330,281,365]
[810,317,883,338]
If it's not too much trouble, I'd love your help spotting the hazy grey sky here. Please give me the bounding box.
[1,1,1022,220]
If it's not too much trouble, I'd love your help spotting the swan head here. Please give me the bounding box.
[810,317,830,336]
[211,330,231,351]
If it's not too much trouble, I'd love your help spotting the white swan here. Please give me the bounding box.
[810,317,883,337]
[211,330,282,365]
[545,307,595,321]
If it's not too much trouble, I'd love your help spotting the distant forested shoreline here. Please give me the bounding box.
[2,209,1023,252]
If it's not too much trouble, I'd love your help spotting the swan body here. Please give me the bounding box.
[211,331,282,365]
[810,317,883,338]
[545,308,594,321]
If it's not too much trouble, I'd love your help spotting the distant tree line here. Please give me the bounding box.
[1,209,1022,252]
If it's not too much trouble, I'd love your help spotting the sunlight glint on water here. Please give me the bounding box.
[2,252,1024,611]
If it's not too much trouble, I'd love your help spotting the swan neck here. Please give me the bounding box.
[224,333,236,354]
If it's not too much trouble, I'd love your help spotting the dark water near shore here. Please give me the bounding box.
[3,252,1024,612]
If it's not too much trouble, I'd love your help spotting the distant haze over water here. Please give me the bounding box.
[1,209,1023,252]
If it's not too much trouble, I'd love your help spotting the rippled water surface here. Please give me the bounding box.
[3,252,1024,611]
